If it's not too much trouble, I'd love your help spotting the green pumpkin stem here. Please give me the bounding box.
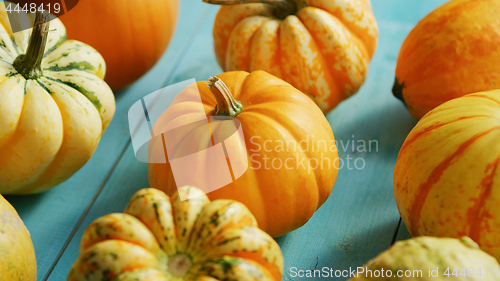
[207,76,243,117]
[202,0,296,19]
[13,11,50,80]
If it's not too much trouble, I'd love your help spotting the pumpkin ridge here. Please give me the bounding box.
[164,119,214,161]
[42,34,68,58]
[242,104,331,191]
[43,61,96,73]
[297,9,344,103]
[23,79,27,95]
[409,125,500,236]
[467,94,500,107]
[228,16,271,71]
[186,200,236,254]
[239,109,312,231]
[249,20,282,77]
[238,76,294,101]
[9,36,21,56]
[241,105,317,149]
[399,115,491,154]
[305,5,366,56]
[465,156,500,242]
[35,79,51,95]
[42,75,103,112]
[0,39,15,61]
[306,0,378,56]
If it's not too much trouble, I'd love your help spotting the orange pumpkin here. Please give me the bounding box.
[148,70,339,237]
[0,195,36,280]
[59,0,179,91]
[393,90,500,260]
[206,0,378,113]
[392,0,500,119]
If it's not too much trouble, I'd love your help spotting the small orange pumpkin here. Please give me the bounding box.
[205,0,378,113]
[392,0,500,119]
[394,90,500,260]
[60,0,179,91]
[0,195,36,280]
[149,70,339,237]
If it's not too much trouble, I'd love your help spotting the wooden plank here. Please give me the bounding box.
[4,1,212,280]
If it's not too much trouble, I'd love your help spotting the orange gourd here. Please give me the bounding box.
[59,0,179,91]
[0,195,36,280]
[205,0,378,113]
[148,70,339,237]
[392,0,500,119]
[394,90,500,260]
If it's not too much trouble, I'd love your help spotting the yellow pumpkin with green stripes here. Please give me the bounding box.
[0,8,115,194]
[68,186,284,281]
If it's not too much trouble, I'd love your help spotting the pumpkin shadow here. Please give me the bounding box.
[317,218,400,278]
[329,100,417,152]
[4,191,50,215]
[277,219,400,281]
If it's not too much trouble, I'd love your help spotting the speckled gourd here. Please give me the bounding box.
[67,186,284,281]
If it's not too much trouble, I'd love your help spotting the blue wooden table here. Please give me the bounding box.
[4,0,449,280]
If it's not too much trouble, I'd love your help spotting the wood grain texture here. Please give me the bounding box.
[3,0,450,280]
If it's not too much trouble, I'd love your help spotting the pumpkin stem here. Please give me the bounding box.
[207,76,243,117]
[13,11,50,80]
[203,0,297,19]
[392,78,407,106]
[169,254,192,276]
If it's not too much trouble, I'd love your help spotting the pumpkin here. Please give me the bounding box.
[0,194,36,280]
[205,0,378,113]
[59,0,179,91]
[67,186,284,280]
[148,70,339,237]
[349,236,500,280]
[393,90,500,260]
[392,0,500,119]
[0,9,115,194]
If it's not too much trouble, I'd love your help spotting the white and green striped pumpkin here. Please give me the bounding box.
[68,186,284,281]
[0,7,115,194]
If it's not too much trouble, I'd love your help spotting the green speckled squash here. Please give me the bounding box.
[0,7,115,194]
[349,236,500,281]
[67,186,284,281]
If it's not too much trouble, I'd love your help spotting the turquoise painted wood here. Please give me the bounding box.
[2,0,450,280]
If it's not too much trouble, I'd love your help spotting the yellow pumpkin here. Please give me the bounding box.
[148,71,339,237]
[0,9,115,194]
[0,195,36,280]
[393,90,500,260]
[206,0,379,113]
[68,186,284,281]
